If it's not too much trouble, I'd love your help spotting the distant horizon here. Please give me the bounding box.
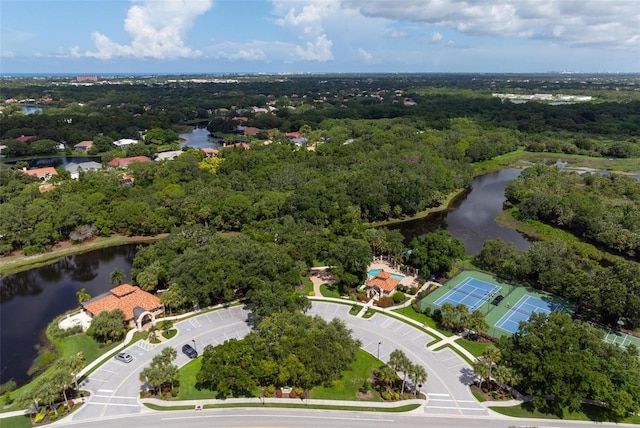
[1,1,637,75]
[3,71,640,78]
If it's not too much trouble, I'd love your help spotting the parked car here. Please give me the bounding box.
[182,344,198,359]
[115,352,133,363]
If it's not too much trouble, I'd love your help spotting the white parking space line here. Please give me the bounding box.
[92,394,138,400]
[97,389,115,393]
[96,369,117,374]
[86,378,108,383]
[427,405,486,411]
[428,393,450,397]
[85,402,140,407]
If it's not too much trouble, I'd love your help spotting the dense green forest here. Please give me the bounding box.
[505,164,640,258]
[2,74,640,419]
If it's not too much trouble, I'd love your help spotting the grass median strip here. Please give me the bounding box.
[144,402,421,412]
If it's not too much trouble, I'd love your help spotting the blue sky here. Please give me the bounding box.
[1,0,638,74]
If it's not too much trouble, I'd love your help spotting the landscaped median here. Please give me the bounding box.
[141,396,424,413]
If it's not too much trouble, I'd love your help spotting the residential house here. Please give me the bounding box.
[154,150,183,161]
[81,284,163,331]
[112,138,139,147]
[74,140,94,152]
[16,135,36,143]
[21,167,58,181]
[108,156,152,168]
[65,161,103,179]
[201,148,219,158]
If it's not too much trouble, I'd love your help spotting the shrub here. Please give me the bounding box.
[0,380,16,395]
[376,296,395,308]
[2,393,14,406]
[382,392,392,400]
[432,308,442,322]
[295,387,306,398]
[34,410,46,423]
[491,391,499,399]
[275,389,283,398]
[408,287,418,295]
[160,319,173,330]
[356,292,369,302]
[288,389,298,398]
[171,388,179,397]
[391,291,405,303]
[360,380,372,392]
[23,245,46,256]
[308,291,315,296]
[264,385,276,396]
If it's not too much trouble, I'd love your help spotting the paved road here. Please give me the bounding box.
[67,301,481,423]
[307,302,485,416]
[56,408,621,428]
[68,305,251,422]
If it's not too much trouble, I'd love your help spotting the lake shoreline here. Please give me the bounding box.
[0,234,168,278]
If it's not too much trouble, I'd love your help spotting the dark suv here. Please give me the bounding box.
[182,344,198,359]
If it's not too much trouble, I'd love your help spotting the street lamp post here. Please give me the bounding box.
[377,341,382,361]
[192,339,197,353]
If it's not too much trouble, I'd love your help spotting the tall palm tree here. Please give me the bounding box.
[375,364,398,388]
[388,349,411,394]
[472,360,490,389]
[76,288,91,303]
[482,346,501,383]
[63,352,86,393]
[408,364,428,397]
[454,303,469,332]
[493,365,518,393]
[467,310,489,340]
[110,268,126,286]
[51,369,73,410]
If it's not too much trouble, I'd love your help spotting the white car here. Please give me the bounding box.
[115,352,133,363]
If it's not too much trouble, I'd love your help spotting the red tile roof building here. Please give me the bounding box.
[82,284,163,331]
[21,167,58,181]
[366,271,401,295]
[108,156,152,168]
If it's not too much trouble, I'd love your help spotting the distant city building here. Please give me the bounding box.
[76,74,98,82]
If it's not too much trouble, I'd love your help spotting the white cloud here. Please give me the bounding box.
[295,34,334,61]
[229,48,267,61]
[388,30,409,38]
[430,31,443,43]
[83,0,212,59]
[357,47,373,63]
[342,0,639,51]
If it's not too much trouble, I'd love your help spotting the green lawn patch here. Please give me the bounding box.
[175,358,213,400]
[391,306,453,337]
[489,402,640,424]
[472,391,487,402]
[162,329,177,340]
[311,350,382,401]
[296,276,314,295]
[456,338,493,358]
[320,283,341,298]
[0,415,33,428]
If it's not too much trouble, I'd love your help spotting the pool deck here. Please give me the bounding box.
[367,258,418,288]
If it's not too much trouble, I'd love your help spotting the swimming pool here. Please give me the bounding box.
[367,269,404,281]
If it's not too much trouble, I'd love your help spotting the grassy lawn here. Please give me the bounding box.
[489,402,640,425]
[176,349,382,402]
[311,350,382,401]
[1,326,138,414]
[455,338,493,358]
[391,306,453,338]
[175,358,215,400]
[472,391,487,402]
[0,415,33,428]
[320,283,341,298]
[296,276,314,295]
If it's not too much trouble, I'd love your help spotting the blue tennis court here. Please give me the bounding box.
[495,295,563,333]
[434,277,501,312]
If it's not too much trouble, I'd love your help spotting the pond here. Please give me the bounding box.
[179,127,223,149]
[0,245,138,387]
[18,106,43,115]
[389,168,532,254]
[5,156,100,168]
